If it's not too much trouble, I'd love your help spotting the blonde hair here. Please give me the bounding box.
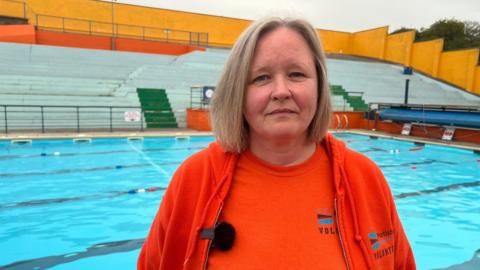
[210,17,332,153]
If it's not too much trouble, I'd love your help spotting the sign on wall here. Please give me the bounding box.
[401,123,412,136]
[124,111,141,122]
[442,127,455,141]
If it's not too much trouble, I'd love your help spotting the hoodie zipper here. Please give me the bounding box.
[201,204,224,270]
[335,197,351,270]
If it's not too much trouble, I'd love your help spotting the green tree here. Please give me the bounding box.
[393,19,480,61]
[464,21,480,48]
[390,27,415,35]
[416,19,468,50]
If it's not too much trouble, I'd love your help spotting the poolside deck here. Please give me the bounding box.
[2,129,479,152]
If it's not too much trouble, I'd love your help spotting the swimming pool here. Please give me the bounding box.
[0,133,478,269]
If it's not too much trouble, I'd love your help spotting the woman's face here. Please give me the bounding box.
[244,27,318,145]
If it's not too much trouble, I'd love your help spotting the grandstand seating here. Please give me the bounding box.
[0,42,478,132]
[328,58,480,107]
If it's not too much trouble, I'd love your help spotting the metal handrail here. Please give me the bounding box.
[0,0,26,18]
[332,90,364,95]
[0,104,178,134]
[34,14,209,47]
[190,86,214,109]
[374,103,480,112]
[331,90,366,112]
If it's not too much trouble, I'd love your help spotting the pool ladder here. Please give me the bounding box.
[334,114,350,129]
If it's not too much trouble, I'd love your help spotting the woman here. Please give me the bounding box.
[138,17,416,270]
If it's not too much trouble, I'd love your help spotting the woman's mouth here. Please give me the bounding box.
[268,109,296,115]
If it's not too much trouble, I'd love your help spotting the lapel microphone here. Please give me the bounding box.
[200,221,236,251]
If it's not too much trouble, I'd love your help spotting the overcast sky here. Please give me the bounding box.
[110,0,480,32]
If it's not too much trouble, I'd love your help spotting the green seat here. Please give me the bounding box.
[330,85,368,112]
[137,88,178,128]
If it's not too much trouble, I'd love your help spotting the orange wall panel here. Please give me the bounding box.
[384,31,415,65]
[410,39,443,76]
[35,30,204,55]
[351,26,388,59]
[116,38,205,56]
[318,29,351,54]
[437,49,479,91]
[330,112,365,129]
[36,30,111,50]
[186,108,211,131]
[0,25,36,44]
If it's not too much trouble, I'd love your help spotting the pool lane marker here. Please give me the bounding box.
[2,156,468,178]
[394,180,480,199]
[0,186,167,210]
[379,159,458,168]
[0,146,206,161]
[0,161,180,178]
[2,221,479,270]
[362,147,389,153]
[0,238,145,270]
[3,236,478,270]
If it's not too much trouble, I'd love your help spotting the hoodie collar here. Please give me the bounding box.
[323,133,347,196]
[207,134,349,197]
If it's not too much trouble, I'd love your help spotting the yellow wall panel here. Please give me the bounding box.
[438,49,479,91]
[384,31,415,65]
[26,0,111,24]
[318,29,351,54]
[411,39,443,76]
[351,26,388,59]
[0,0,25,18]
[110,3,251,46]
[474,67,480,95]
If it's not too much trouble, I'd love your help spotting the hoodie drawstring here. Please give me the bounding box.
[325,134,374,269]
[341,168,374,270]
[183,154,237,266]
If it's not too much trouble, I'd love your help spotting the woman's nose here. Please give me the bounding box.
[270,76,292,100]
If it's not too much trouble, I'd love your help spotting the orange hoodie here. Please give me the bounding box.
[138,134,416,270]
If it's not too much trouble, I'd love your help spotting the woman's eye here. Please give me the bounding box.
[290,72,306,78]
[252,75,270,84]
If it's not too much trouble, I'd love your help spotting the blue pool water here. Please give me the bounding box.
[0,133,479,269]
